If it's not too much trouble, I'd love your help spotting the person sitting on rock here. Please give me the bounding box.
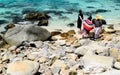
[82,15,94,38]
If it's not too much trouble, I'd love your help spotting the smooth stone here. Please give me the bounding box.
[7,60,39,75]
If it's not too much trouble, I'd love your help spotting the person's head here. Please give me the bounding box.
[88,15,92,21]
[79,10,82,14]
[96,15,102,20]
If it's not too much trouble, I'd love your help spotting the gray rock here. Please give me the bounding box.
[3,25,51,46]
[81,55,114,74]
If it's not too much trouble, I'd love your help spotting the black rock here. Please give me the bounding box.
[86,6,95,8]
[38,19,48,26]
[0,35,2,40]
[12,16,23,23]
[95,9,111,13]
[25,12,50,21]
[30,43,36,48]
[0,20,9,24]
[67,23,75,27]
[22,8,38,14]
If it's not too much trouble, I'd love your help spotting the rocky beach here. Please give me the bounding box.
[0,11,120,75]
[0,0,120,75]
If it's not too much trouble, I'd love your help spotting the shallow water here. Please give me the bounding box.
[0,0,120,31]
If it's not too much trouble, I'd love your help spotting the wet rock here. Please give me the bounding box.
[86,6,95,8]
[0,20,9,24]
[4,23,15,30]
[37,19,48,26]
[95,9,111,13]
[67,23,75,27]
[25,12,50,21]
[12,16,23,23]
[43,10,64,16]
[6,60,39,75]
[22,8,38,14]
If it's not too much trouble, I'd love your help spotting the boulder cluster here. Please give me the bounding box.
[0,21,120,75]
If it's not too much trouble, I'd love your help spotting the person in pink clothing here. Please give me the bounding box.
[82,15,94,38]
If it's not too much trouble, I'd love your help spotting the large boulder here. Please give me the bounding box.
[6,60,39,75]
[3,25,51,46]
[81,55,114,74]
[24,12,50,21]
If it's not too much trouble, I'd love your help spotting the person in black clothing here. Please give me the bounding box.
[77,10,84,30]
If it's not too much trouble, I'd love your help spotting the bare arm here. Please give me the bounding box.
[79,16,83,21]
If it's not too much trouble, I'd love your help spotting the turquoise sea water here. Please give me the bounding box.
[0,0,120,31]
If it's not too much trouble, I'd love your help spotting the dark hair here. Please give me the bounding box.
[79,10,82,14]
[88,15,92,21]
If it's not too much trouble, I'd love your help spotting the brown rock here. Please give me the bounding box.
[107,25,114,29]
[67,30,76,36]
[51,31,61,36]
[5,23,15,30]
[60,33,68,37]
[65,37,78,44]
[69,70,77,75]
[38,19,48,26]
[25,12,50,20]
[117,55,120,62]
